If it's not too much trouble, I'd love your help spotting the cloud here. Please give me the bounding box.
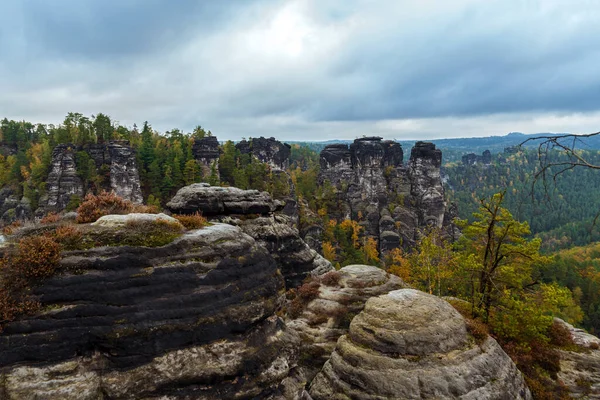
[1,0,600,140]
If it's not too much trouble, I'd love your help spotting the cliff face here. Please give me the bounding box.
[317,138,451,252]
[0,223,297,399]
[39,144,85,212]
[38,142,142,214]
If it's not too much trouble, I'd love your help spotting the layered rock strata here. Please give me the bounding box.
[287,265,405,381]
[309,289,531,400]
[0,223,298,399]
[167,183,332,288]
[38,141,142,214]
[317,138,450,253]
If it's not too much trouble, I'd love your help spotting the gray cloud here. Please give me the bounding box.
[1,0,600,140]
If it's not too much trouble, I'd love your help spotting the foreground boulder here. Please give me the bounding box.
[0,223,298,399]
[287,265,405,384]
[309,289,531,400]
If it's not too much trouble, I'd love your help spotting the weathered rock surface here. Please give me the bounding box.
[38,142,143,214]
[167,183,276,216]
[309,289,531,400]
[288,265,405,382]
[91,212,181,227]
[167,184,332,288]
[39,144,84,213]
[316,138,452,254]
[0,223,298,399]
[555,318,600,398]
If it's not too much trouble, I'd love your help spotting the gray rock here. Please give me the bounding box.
[167,183,275,216]
[288,265,405,383]
[90,212,181,228]
[309,289,531,400]
[555,318,600,398]
[0,223,297,399]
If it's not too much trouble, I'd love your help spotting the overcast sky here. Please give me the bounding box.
[1,0,599,141]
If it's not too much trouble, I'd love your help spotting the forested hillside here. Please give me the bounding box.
[445,149,600,250]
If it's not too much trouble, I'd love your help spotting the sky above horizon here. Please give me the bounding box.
[1,0,599,141]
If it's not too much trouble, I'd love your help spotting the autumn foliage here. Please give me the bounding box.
[76,191,133,223]
[173,212,208,229]
[0,235,62,331]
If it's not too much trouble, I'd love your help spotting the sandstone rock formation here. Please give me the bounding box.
[167,183,332,288]
[38,141,143,214]
[316,138,452,253]
[309,289,531,400]
[39,144,84,212]
[236,136,291,170]
[192,136,220,179]
[0,223,298,399]
[287,265,405,382]
[167,183,276,216]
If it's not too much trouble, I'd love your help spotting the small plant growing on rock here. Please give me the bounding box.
[173,212,208,229]
[320,271,341,286]
[288,280,321,318]
[76,191,133,223]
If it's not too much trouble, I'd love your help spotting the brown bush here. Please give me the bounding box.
[548,320,575,348]
[76,191,133,223]
[50,225,83,250]
[320,271,341,286]
[2,221,22,235]
[13,235,62,282]
[590,342,599,350]
[132,204,161,214]
[173,212,208,230]
[288,280,321,319]
[465,318,490,344]
[40,212,61,224]
[0,234,62,331]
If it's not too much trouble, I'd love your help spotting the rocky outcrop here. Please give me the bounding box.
[462,149,492,166]
[287,265,405,382]
[317,138,451,253]
[0,223,298,399]
[192,136,220,180]
[555,318,600,398]
[167,184,333,288]
[38,144,85,213]
[236,137,291,170]
[167,183,276,216]
[38,142,142,215]
[309,289,531,400]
